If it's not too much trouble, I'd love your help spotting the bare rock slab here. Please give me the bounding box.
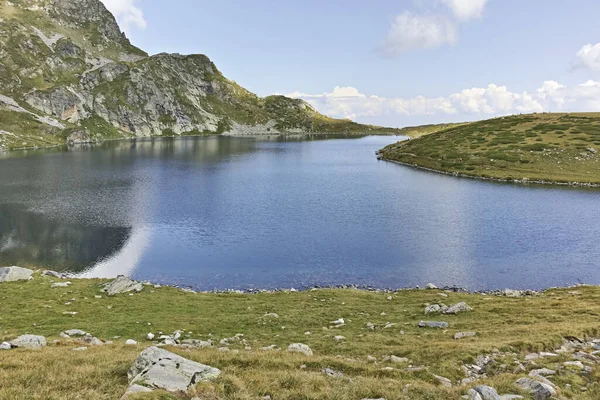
[102,275,143,296]
[0,266,33,282]
[127,346,220,393]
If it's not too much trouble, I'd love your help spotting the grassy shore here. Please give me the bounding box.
[380,113,600,185]
[2,274,600,399]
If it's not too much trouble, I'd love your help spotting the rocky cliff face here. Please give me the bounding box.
[0,0,398,150]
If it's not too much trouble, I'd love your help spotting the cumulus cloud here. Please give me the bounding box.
[100,0,147,35]
[379,11,457,56]
[286,80,600,123]
[574,43,600,71]
[441,0,488,20]
[380,0,489,55]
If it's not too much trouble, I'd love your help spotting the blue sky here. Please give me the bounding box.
[101,0,600,127]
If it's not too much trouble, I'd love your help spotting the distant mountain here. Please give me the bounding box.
[0,0,400,151]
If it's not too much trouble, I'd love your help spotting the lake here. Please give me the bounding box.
[1,135,599,291]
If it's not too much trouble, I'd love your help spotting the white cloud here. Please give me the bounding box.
[574,43,600,71]
[100,0,147,35]
[441,0,488,20]
[379,11,457,56]
[285,80,600,124]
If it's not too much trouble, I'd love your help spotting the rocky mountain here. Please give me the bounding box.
[0,0,399,151]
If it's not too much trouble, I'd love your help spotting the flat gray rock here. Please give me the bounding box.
[102,275,143,296]
[9,335,47,349]
[0,266,33,283]
[128,346,220,392]
[514,378,556,400]
[0,342,11,350]
[418,321,448,329]
[51,282,72,288]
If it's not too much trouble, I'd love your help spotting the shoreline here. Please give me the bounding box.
[379,156,600,188]
[39,268,591,296]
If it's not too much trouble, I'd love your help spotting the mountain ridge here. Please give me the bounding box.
[0,0,400,151]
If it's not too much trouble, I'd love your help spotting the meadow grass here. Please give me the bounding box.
[1,274,600,399]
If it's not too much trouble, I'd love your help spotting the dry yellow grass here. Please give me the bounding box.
[1,276,600,399]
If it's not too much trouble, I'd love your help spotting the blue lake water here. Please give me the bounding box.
[0,135,599,291]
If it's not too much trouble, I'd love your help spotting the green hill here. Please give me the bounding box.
[380,113,600,185]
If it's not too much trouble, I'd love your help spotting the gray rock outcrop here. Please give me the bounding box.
[102,275,143,296]
[0,267,34,282]
[126,346,220,393]
[418,321,448,329]
[9,335,47,349]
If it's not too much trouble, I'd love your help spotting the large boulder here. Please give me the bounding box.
[127,346,220,393]
[102,275,143,296]
[9,335,47,349]
[0,267,34,282]
[473,385,501,400]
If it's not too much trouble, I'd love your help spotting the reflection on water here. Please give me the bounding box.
[0,204,130,271]
[1,135,599,290]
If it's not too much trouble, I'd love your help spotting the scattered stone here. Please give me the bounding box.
[80,335,104,346]
[499,396,524,400]
[515,378,555,400]
[365,322,375,330]
[384,355,409,363]
[125,339,137,345]
[529,368,556,377]
[332,318,345,326]
[473,385,501,400]
[425,283,438,289]
[333,335,346,342]
[444,302,473,314]
[161,338,177,346]
[564,361,585,369]
[102,275,143,296]
[425,304,448,314]
[127,346,220,393]
[94,295,102,299]
[0,266,33,282]
[367,355,377,362]
[0,342,11,350]
[418,321,448,329]
[287,343,313,356]
[383,322,396,329]
[9,335,47,349]
[147,333,155,340]
[180,339,212,348]
[434,374,452,388]
[73,347,88,351]
[63,312,78,315]
[42,270,71,279]
[51,282,72,288]
[502,289,523,298]
[260,345,280,351]
[322,368,344,378]
[64,329,87,337]
[263,313,279,318]
[455,332,477,340]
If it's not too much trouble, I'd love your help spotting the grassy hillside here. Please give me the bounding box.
[1,274,600,399]
[380,113,600,185]
[0,0,402,152]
